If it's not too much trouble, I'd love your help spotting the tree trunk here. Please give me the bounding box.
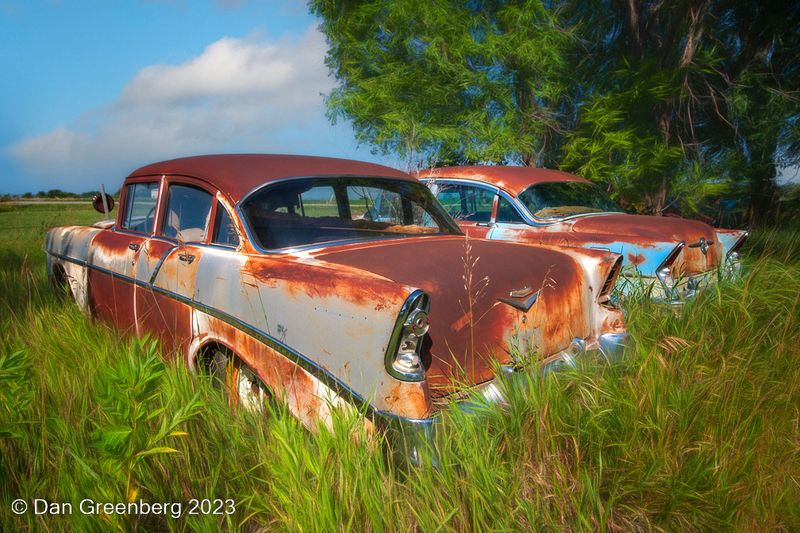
[746,157,779,228]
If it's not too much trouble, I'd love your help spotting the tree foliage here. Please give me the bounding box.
[311,0,574,168]
[311,0,800,223]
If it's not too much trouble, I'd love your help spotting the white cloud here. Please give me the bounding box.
[120,36,299,104]
[6,26,338,192]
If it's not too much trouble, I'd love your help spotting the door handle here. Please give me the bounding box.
[475,222,495,227]
[178,253,196,264]
[128,243,140,251]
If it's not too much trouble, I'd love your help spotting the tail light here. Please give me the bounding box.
[598,256,623,305]
[724,231,748,276]
[726,231,749,261]
[385,291,430,381]
[656,242,685,292]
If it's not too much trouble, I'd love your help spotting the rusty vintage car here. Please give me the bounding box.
[416,166,749,304]
[46,155,627,457]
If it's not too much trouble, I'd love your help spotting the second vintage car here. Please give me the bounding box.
[46,155,626,456]
[417,166,749,303]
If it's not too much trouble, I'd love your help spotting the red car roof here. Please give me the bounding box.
[129,154,412,203]
[414,165,589,197]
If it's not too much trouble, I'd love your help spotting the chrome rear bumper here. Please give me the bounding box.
[382,332,628,465]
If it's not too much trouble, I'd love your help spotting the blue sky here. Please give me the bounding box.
[0,0,392,194]
[1,1,796,194]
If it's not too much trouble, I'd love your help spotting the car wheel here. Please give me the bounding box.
[204,348,271,414]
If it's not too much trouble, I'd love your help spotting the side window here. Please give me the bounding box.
[435,184,494,222]
[299,186,340,218]
[212,207,240,247]
[347,185,402,223]
[120,182,159,233]
[162,184,213,243]
[496,197,525,224]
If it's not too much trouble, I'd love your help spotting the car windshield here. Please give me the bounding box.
[241,177,461,250]
[518,181,623,219]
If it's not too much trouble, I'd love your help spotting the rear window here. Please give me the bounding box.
[241,177,460,250]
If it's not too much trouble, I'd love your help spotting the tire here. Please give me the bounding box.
[204,348,271,414]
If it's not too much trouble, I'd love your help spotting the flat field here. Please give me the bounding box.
[1,203,798,530]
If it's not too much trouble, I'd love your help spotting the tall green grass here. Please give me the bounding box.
[1,204,798,530]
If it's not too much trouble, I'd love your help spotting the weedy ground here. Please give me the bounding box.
[1,203,798,531]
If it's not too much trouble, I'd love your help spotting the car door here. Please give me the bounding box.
[135,180,215,358]
[89,180,159,331]
[432,182,498,238]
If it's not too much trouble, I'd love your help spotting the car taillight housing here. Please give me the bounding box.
[385,291,430,381]
[598,256,623,306]
[656,242,685,293]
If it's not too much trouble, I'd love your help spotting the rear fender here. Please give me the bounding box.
[190,248,432,419]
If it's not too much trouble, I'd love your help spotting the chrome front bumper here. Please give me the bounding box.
[381,331,628,465]
[619,261,743,305]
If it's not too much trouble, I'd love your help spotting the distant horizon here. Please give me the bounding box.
[2,162,798,196]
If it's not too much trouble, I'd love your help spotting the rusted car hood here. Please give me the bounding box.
[314,236,591,393]
[565,214,723,275]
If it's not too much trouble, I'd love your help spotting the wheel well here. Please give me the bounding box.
[194,340,276,405]
[194,341,234,372]
[51,262,74,301]
[52,263,68,288]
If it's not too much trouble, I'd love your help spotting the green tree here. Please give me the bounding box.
[701,1,800,225]
[313,0,800,222]
[310,0,574,169]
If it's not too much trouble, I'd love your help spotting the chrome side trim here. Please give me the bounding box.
[234,175,461,256]
[44,249,421,426]
[148,245,178,284]
[497,289,541,312]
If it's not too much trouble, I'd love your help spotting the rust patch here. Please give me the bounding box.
[383,381,431,419]
[627,252,646,266]
[316,236,592,394]
[241,255,409,311]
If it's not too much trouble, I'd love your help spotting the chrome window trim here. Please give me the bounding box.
[494,192,529,225]
[428,178,499,225]
[515,183,624,224]
[114,228,152,239]
[119,180,162,235]
[211,204,241,250]
[427,178,546,226]
[235,174,460,255]
[236,173,418,206]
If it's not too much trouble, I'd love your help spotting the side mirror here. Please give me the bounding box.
[92,193,115,214]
